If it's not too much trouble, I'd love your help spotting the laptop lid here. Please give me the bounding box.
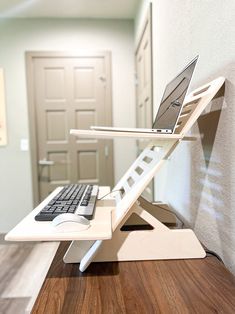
[152,55,199,133]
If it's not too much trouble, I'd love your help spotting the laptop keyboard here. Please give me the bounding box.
[35,184,99,221]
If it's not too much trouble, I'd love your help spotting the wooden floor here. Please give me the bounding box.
[0,234,58,314]
[33,241,235,314]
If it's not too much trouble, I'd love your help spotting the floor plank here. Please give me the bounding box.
[0,297,30,314]
[0,244,34,296]
[2,242,59,298]
[0,234,58,313]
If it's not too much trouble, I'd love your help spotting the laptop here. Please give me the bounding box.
[91,56,198,134]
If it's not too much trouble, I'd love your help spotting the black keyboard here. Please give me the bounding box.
[35,184,99,221]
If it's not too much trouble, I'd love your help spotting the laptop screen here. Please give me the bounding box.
[152,56,198,132]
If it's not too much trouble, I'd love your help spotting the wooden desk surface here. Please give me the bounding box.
[32,242,235,314]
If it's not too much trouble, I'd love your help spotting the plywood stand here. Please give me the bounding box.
[66,76,225,271]
[5,77,225,272]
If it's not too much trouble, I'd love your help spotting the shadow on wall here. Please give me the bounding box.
[198,85,225,169]
[189,68,235,268]
[190,85,224,226]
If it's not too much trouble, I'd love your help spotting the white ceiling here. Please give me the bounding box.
[0,0,140,19]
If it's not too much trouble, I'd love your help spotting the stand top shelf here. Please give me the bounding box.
[70,129,192,140]
[70,77,225,142]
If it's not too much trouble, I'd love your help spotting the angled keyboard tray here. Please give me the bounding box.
[6,187,115,242]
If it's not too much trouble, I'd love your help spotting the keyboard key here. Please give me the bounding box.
[35,184,98,221]
[55,209,67,213]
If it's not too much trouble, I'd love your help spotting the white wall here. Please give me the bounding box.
[136,0,235,274]
[0,18,136,232]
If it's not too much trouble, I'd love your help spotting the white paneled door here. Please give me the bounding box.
[26,52,114,203]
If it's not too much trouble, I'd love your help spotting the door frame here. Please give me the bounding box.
[26,51,113,206]
[135,4,154,201]
[135,3,153,128]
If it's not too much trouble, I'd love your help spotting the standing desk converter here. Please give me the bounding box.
[6,77,225,273]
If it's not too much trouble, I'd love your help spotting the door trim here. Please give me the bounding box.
[135,3,153,125]
[26,51,113,206]
[134,4,154,201]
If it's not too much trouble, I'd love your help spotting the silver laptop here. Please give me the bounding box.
[91,56,198,134]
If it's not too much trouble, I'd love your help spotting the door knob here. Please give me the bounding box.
[38,159,54,166]
[99,75,106,82]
